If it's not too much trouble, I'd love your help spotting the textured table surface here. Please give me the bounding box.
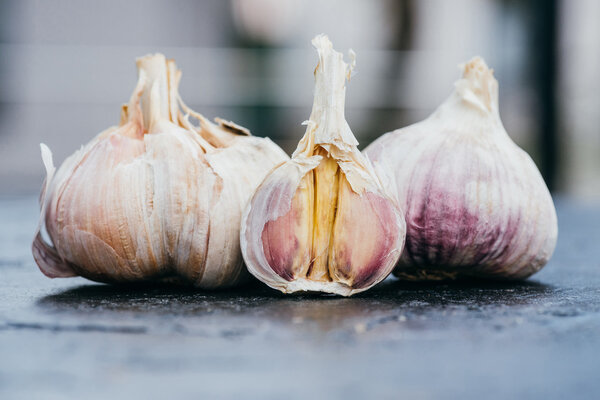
[1,196,599,399]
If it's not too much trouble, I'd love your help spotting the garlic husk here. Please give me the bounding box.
[32,53,288,288]
[365,57,558,280]
[240,35,406,296]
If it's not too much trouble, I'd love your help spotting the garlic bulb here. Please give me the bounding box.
[32,53,288,288]
[240,35,406,296]
[365,57,558,280]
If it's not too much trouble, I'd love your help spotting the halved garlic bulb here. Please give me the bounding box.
[365,57,558,280]
[240,35,406,296]
[32,53,288,288]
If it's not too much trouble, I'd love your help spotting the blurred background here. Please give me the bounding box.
[0,0,598,201]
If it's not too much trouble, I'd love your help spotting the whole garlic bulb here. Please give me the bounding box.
[32,53,288,288]
[240,35,406,296]
[365,57,558,280]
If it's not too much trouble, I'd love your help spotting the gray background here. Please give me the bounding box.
[0,0,598,200]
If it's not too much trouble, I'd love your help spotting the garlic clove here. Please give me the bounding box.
[256,162,315,281]
[241,35,406,296]
[365,57,558,280]
[329,178,404,289]
[33,53,288,288]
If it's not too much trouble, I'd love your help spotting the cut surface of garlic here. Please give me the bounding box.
[32,53,288,288]
[365,57,558,280]
[240,35,406,296]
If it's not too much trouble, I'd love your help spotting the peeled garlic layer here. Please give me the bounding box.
[241,35,406,296]
[365,57,558,280]
[32,54,288,288]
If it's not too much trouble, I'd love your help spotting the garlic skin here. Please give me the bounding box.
[240,35,406,296]
[32,54,288,288]
[365,57,558,280]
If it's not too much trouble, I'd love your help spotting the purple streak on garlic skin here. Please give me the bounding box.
[365,57,557,280]
[261,225,298,281]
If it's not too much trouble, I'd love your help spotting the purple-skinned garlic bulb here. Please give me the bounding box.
[365,57,558,280]
[240,35,406,296]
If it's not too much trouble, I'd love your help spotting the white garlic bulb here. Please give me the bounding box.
[240,35,406,296]
[32,53,288,288]
[365,57,558,280]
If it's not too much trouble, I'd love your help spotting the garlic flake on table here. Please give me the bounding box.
[365,57,558,280]
[32,53,288,288]
[240,35,406,296]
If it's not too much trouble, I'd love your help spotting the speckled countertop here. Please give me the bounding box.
[1,196,599,399]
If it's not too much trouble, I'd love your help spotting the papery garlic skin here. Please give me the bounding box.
[365,57,558,280]
[32,54,288,288]
[240,35,406,296]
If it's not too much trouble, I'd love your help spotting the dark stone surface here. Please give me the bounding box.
[1,196,599,399]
